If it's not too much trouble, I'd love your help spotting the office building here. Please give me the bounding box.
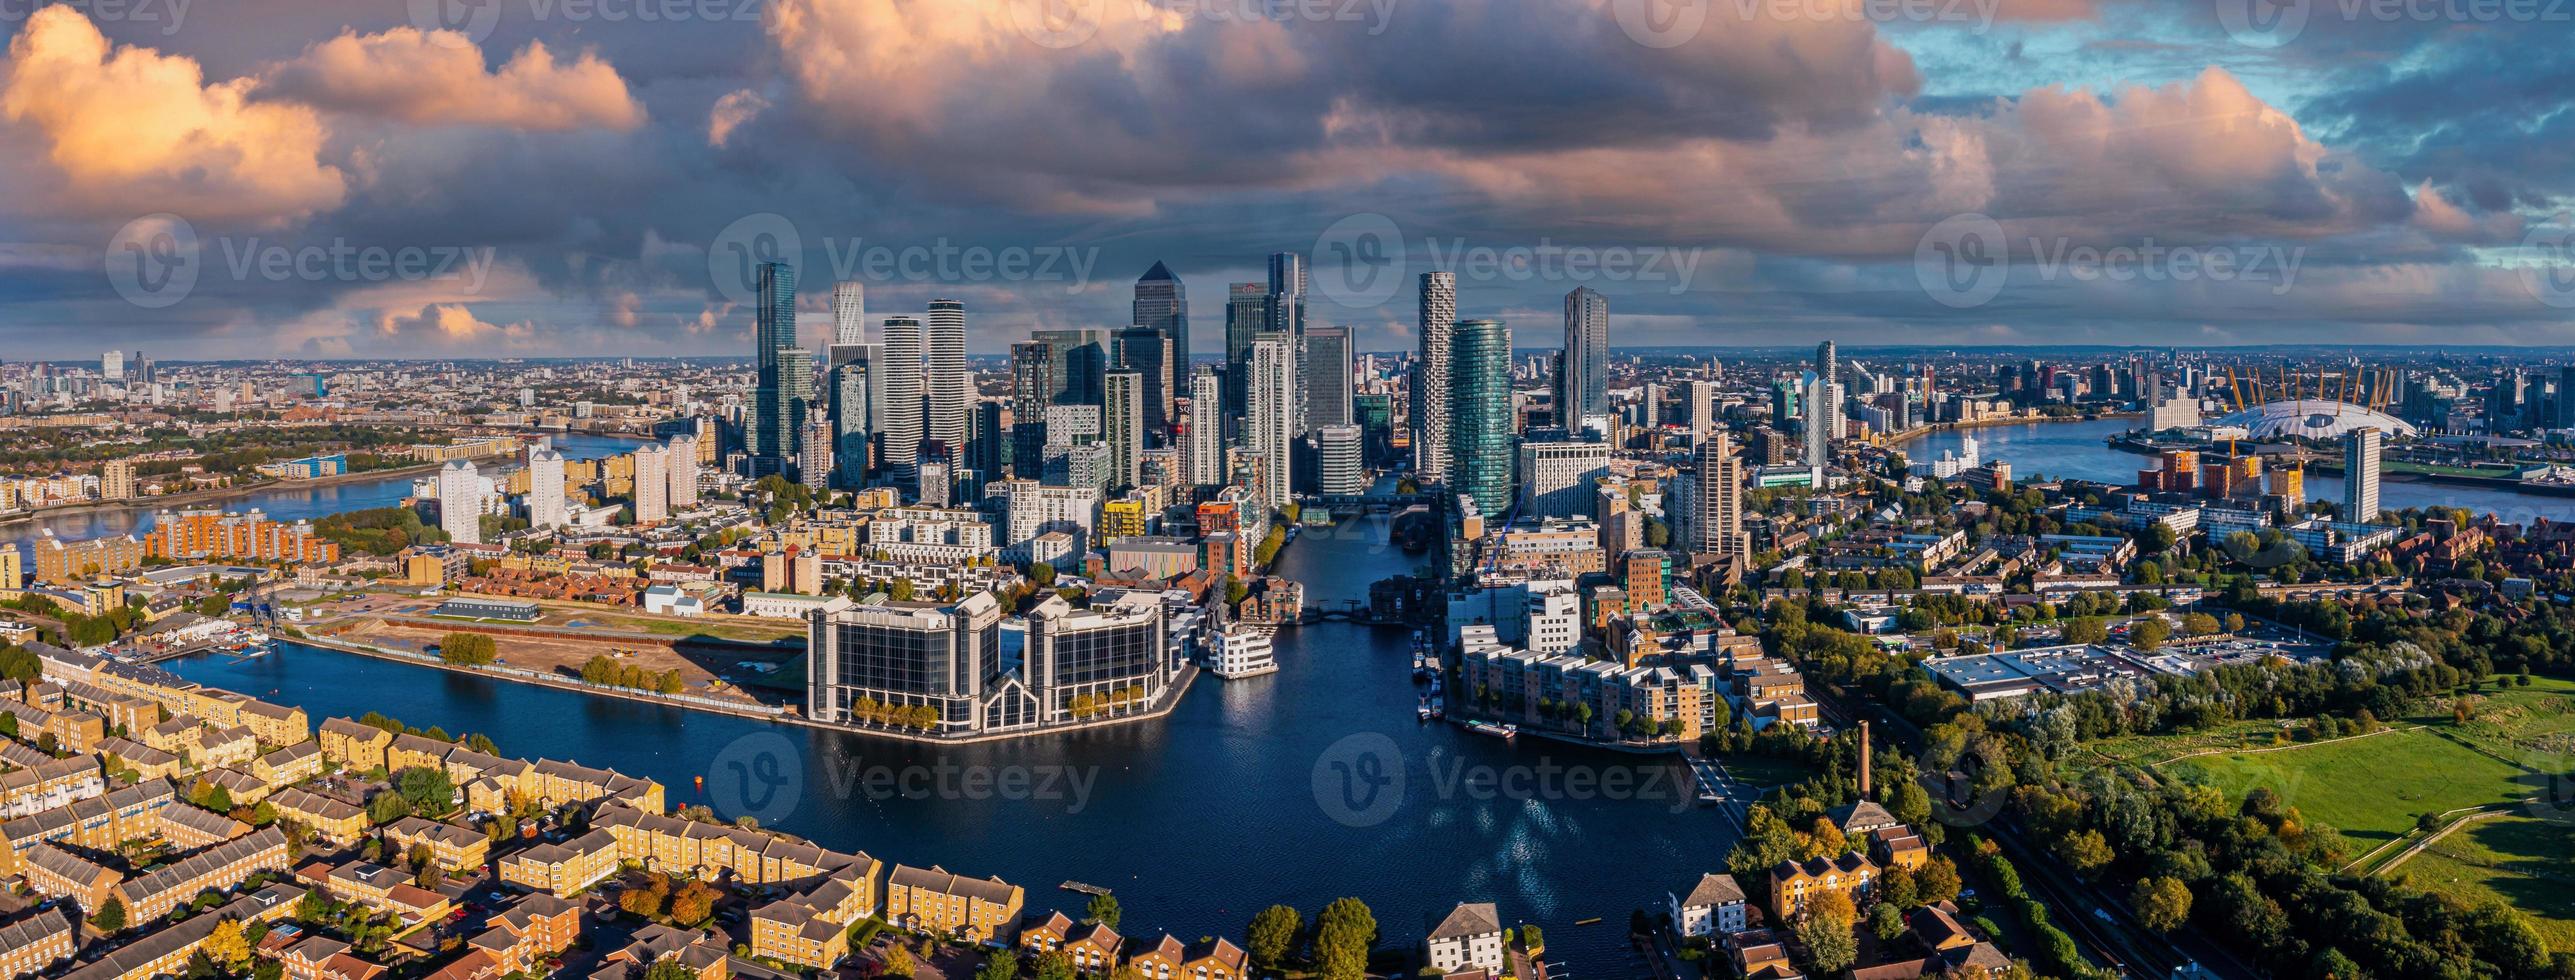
[1010,340,1055,479]
[1560,287,1609,428]
[1415,271,1457,481]
[1116,326,1173,436]
[878,316,926,487]
[1186,369,1225,487]
[806,593,1006,735]
[1023,595,1171,724]
[1132,261,1188,399]
[926,300,969,452]
[1223,283,1267,430]
[1317,424,1365,495]
[1517,440,1611,518]
[526,447,567,529]
[1304,325,1353,431]
[1804,374,1840,480]
[831,281,866,347]
[2346,427,2381,522]
[829,347,877,488]
[1103,370,1145,493]
[438,460,484,545]
[751,262,798,460]
[1034,328,1109,408]
[1449,318,1515,517]
[1246,334,1299,511]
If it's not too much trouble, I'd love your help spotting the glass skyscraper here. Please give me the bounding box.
[1448,318,1514,518]
[751,261,798,459]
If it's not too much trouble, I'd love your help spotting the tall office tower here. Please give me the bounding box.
[1560,287,1609,427]
[777,346,816,468]
[1690,435,1750,560]
[1034,328,1109,407]
[1223,282,1267,430]
[750,262,798,460]
[925,299,969,451]
[970,399,1008,484]
[666,435,700,509]
[1684,379,1720,444]
[1316,425,1365,495]
[1449,318,1515,518]
[526,447,567,529]
[438,460,484,545]
[1246,334,1299,511]
[799,415,834,492]
[632,443,670,523]
[877,316,926,487]
[1267,253,1310,432]
[1115,326,1173,437]
[1817,340,1838,391]
[1132,261,1188,387]
[1304,325,1353,431]
[1009,340,1054,479]
[100,350,124,381]
[2346,427,2382,522]
[1186,368,1225,486]
[1804,374,1840,480]
[1103,370,1145,492]
[2559,366,2575,429]
[829,344,877,488]
[1414,271,1457,481]
[830,281,866,347]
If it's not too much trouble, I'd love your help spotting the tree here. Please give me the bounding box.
[2055,829,2115,877]
[1086,893,1122,929]
[1518,924,1543,953]
[668,882,719,927]
[93,896,127,932]
[438,632,497,666]
[1796,911,1857,974]
[1868,902,1907,942]
[1313,897,1377,980]
[977,949,1022,980]
[366,790,411,825]
[205,919,255,972]
[2063,617,2109,645]
[2131,876,2192,933]
[1032,951,1077,980]
[1916,856,1963,905]
[1247,905,1301,970]
[646,959,699,980]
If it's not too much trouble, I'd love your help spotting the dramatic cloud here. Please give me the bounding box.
[707,89,769,148]
[1,6,345,224]
[262,29,644,132]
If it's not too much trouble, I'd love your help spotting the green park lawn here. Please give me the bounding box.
[2163,727,2535,842]
[2396,813,2575,953]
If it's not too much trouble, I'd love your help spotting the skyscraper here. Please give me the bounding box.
[1115,326,1173,437]
[1265,253,1306,338]
[1316,425,1365,495]
[1186,368,1224,487]
[877,315,926,487]
[1303,325,1353,431]
[1684,379,1719,445]
[829,344,877,488]
[1816,340,1837,391]
[1010,340,1054,479]
[667,434,700,509]
[751,262,798,460]
[1449,318,1514,518]
[925,299,969,452]
[1560,287,1609,428]
[1132,261,1188,390]
[1223,282,1267,433]
[1414,271,1457,481]
[830,281,866,347]
[632,443,670,524]
[1034,328,1109,407]
[1804,373,1839,481]
[438,460,484,545]
[1103,370,1145,492]
[526,446,567,529]
[1246,333,1298,511]
[1689,435,1750,560]
[2346,427,2382,522]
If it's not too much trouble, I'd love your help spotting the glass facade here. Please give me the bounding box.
[1449,318,1515,517]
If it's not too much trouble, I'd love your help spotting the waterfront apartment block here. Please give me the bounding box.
[35,646,310,746]
[31,531,144,584]
[384,816,491,872]
[296,859,453,923]
[592,803,883,891]
[113,826,290,920]
[498,827,621,897]
[749,867,877,969]
[1669,873,1750,938]
[1425,902,1506,974]
[0,698,106,754]
[0,754,103,818]
[98,736,184,782]
[256,741,326,788]
[884,864,1023,943]
[0,781,170,876]
[143,508,342,565]
[372,730,664,815]
[269,787,369,846]
[1125,933,1249,980]
[319,717,394,772]
[0,908,78,977]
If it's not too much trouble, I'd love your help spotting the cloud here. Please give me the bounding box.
[262,30,644,132]
[376,302,537,345]
[0,6,345,224]
[707,89,769,148]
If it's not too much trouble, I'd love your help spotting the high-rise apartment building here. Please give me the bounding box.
[1115,326,1173,437]
[632,443,669,524]
[925,300,969,452]
[1449,318,1514,518]
[1316,424,1365,495]
[1517,440,1611,518]
[526,447,567,529]
[1689,435,1750,561]
[1246,334,1299,511]
[1304,325,1353,431]
[2346,427,2382,522]
[829,345,877,488]
[667,435,700,509]
[1103,370,1145,493]
[751,262,798,460]
[1186,369,1225,487]
[438,460,484,545]
[1414,271,1457,481]
[1560,287,1609,428]
[877,316,926,487]
[830,281,866,347]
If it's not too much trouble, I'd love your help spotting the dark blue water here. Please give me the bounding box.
[3,433,645,563]
[1902,419,2575,523]
[166,517,1719,971]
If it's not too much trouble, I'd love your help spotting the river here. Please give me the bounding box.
[3,433,646,563]
[1901,419,2575,523]
[166,515,1727,971]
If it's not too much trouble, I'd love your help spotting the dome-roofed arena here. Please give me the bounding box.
[2211,399,2418,440]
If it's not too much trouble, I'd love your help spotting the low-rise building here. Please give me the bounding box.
[1669,872,1748,938]
[113,826,291,921]
[885,864,1023,944]
[1426,902,1506,975]
[383,816,491,873]
[0,908,78,977]
[269,787,369,846]
[498,827,620,897]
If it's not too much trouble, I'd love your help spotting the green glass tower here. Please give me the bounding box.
[1448,318,1515,518]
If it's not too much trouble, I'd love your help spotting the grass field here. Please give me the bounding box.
[2396,813,2575,952]
[2163,728,2535,842]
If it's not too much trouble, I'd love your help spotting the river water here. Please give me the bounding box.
[1901,419,2575,523]
[3,433,646,563]
[167,515,1728,971]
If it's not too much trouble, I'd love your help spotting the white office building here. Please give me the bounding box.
[1516,440,1611,518]
[2346,427,2382,521]
[1317,424,1365,495]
